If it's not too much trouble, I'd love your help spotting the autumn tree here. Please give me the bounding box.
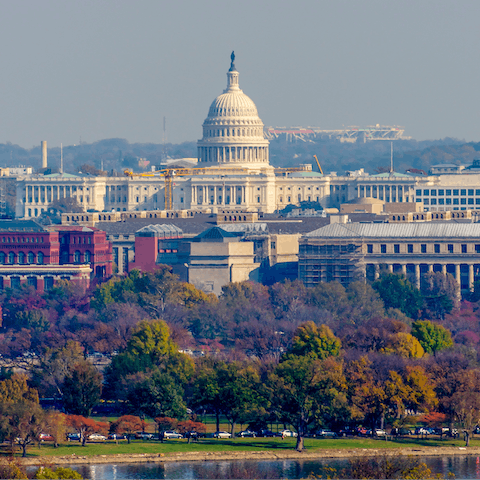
[0,403,46,457]
[65,415,103,446]
[110,415,146,444]
[287,322,341,360]
[43,411,67,448]
[0,373,39,404]
[177,420,206,443]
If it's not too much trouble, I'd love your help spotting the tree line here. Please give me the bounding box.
[1,267,480,452]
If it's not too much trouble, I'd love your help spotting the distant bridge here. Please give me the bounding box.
[265,125,410,143]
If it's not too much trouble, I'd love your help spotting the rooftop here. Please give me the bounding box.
[305,222,480,239]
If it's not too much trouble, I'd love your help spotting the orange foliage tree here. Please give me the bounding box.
[65,415,104,446]
[110,415,146,444]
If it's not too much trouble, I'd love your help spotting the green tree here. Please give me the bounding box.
[61,362,102,417]
[271,355,348,451]
[124,369,187,419]
[287,322,341,360]
[411,320,453,355]
[126,319,176,360]
[421,272,458,320]
[34,466,82,479]
[216,362,265,438]
[372,273,424,319]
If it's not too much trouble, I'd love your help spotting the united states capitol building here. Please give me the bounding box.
[13,55,480,220]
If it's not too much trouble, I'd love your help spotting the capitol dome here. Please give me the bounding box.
[198,53,270,167]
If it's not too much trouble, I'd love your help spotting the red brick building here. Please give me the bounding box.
[0,220,112,291]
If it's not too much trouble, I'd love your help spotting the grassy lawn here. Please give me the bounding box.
[5,436,480,459]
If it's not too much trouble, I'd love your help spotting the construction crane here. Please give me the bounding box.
[313,155,324,175]
[124,167,251,210]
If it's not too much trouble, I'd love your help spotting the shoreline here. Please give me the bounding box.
[18,446,480,467]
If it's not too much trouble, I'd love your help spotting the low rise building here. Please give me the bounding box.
[0,220,112,291]
[299,222,480,293]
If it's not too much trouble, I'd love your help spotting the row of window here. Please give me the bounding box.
[417,189,480,196]
[421,198,480,206]
[367,243,480,254]
[0,250,92,265]
[2,236,44,244]
[0,276,59,291]
[0,252,44,265]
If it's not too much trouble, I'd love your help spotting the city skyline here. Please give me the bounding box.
[1,0,480,148]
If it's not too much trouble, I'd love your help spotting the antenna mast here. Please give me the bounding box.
[162,117,167,161]
[60,143,63,173]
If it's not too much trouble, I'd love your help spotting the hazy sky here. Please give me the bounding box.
[1,0,479,148]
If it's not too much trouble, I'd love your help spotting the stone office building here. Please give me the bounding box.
[299,222,480,293]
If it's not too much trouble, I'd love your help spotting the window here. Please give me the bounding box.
[431,199,437,205]
[84,250,91,263]
[476,244,480,254]
[10,277,20,288]
[423,189,429,196]
[469,198,474,205]
[439,198,445,205]
[416,189,421,196]
[44,277,54,291]
[367,244,373,254]
[18,252,25,264]
[37,252,44,264]
[271,242,276,250]
[434,244,440,253]
[462,244,467,253]
[8,252,15,264]
[446,198,452,205]
[421,244,427,253]
[407,244,414,253]
[453,189,459,196]
[0,253,4,264]
[446,189,452,196]
[74,251,81,263]
[448,244,454,253]
[27,277,37,289]
[469,189,474,196]
[439,189,444,195]
[431,189,437,196]
[453,198,459,205]
[461,198,467,205]
[423,199,429,205]
[476,190,480,196]
[394,244,400,254]
[461,189,467,196]
[381,244,387,254]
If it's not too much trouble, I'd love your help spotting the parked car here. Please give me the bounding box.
[67,433,81,441]
[315,429,337,438]
[213,431,232,438]
[474,426,480,435]
[108,434,126,440]
[88,434,107,441]
[280,430,298,437]
[257,429,280,437]
[39,433,54,441]
[239,430,257,438]
[163,431,183,439]
[374,429,387,437]
[414,427,429,435]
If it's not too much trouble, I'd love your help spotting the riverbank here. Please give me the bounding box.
[17,445,480,467]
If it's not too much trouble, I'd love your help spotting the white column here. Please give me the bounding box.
[469,264,474,291]
[401,264,407,275]
[415,264,420,289]
[455,264,461,285]
[442,264,447,274]
[428,264,433,272]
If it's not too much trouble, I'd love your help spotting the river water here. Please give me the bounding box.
[36,455,480,479]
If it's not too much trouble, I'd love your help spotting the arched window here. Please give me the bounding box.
[0,252,5,264]
[84,250,91,263]
[74,250,81,263]
[37,252,44,264]
[18,252,26,265]
[8,252,15,264]
[27,252,35,264]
